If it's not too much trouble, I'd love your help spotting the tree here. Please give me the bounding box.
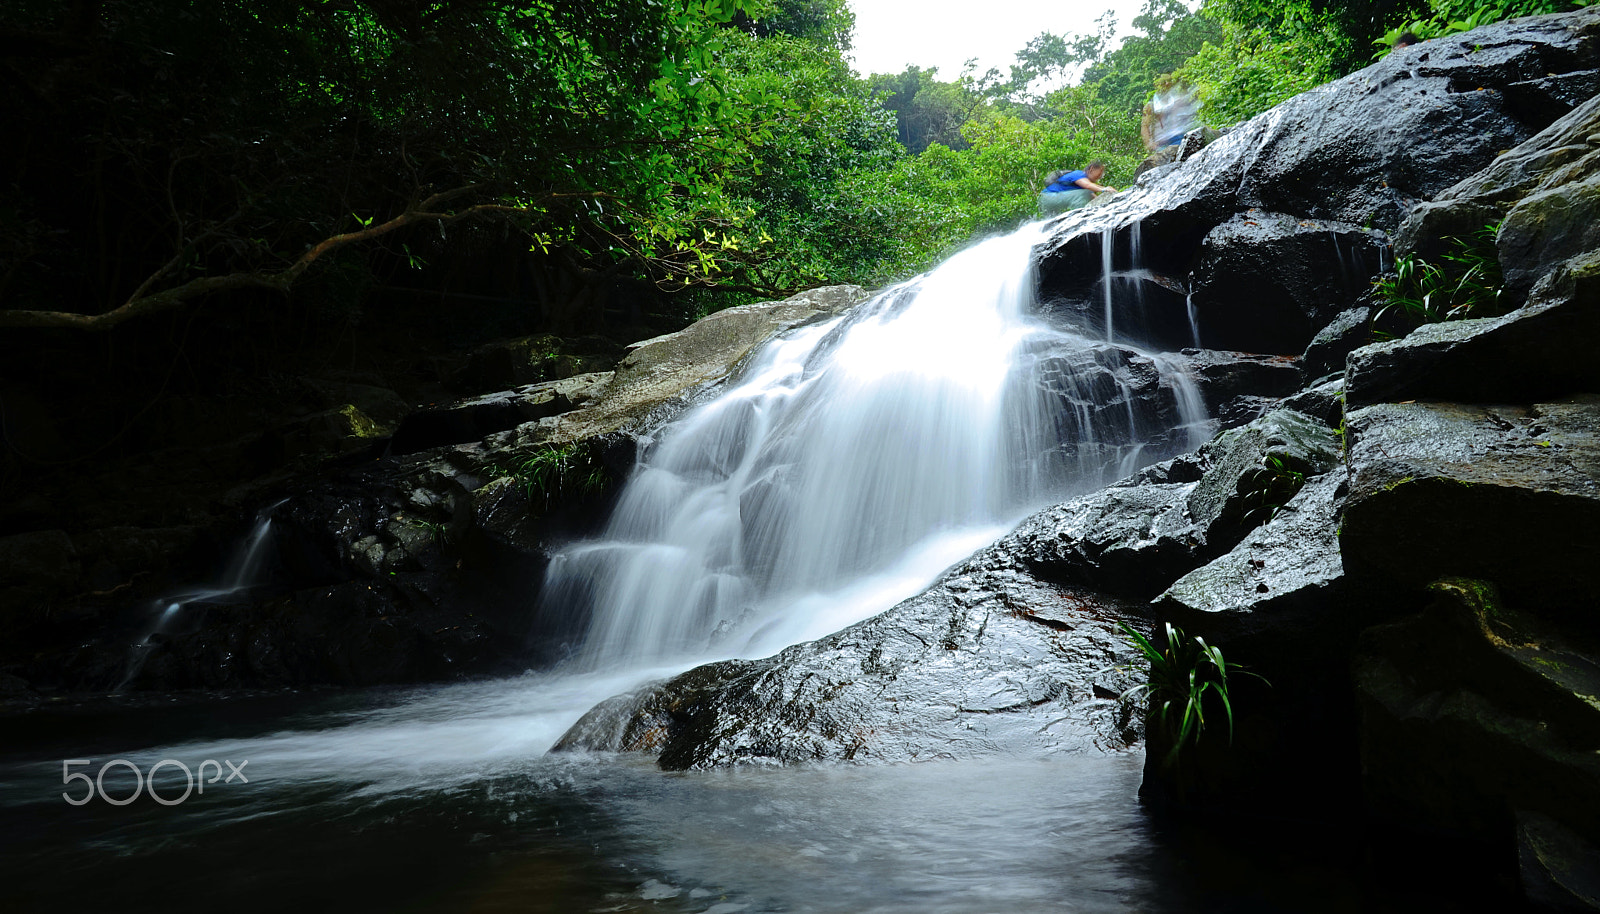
[0,0,805,333]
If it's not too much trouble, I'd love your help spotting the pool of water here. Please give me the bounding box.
[2,675,1418,914]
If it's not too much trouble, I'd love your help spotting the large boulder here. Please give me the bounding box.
[555,544,1148,768]
[1343,251,1600,407]
[1396,90,1600,295]
[1356,578,1600,906]
[1341,396,1600,631]
[29,286,873,692]
[1187,212,1386,355]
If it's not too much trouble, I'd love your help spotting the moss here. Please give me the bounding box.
[339,404,389,439]
[1428,577,1531,650]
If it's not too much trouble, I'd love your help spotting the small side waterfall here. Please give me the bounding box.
[540,221,1211,673]
[1101,226,1116,342]
[116,501,284,690]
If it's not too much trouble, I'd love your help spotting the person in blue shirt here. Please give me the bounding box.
[1038,161,1116,215]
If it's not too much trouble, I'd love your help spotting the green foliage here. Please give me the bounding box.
[867,67,985,153]
[0,0,827,328]
[1373,222,1507,331]
[1174,30,1342,127]
[1239,454,1308,525]
[1119,622,1261,768]
[813,94,1143,284]
[1374,0,1580,57]
[501,444,611,514]
[1167,0,1441,126]
[1083,0,1226,116]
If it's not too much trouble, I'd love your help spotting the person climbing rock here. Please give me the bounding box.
[1038,161,1116,215]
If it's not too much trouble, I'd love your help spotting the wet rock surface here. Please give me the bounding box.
[1037,9,1600,360]
[1342,396,1600,623]
[1188,212,1386,355]
[557,549,1149,768]
[556,407,1348,769]
[1356,580,1600,885]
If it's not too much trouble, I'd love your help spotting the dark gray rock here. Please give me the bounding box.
[1342,397,1600,628]
[1518,810,1600,913]
[1025,342,1208,482]
[1213,395,1278,430]
[1181,349,1304,412]
[1395,90,1600,295]
[1033,9,1600,392]
[1189,212,1386,355]
[1356,579,1600,868]
[555,551,1147,768]
[1185,408,1342,537]
[1344,248,1600,407]
[1018,408,1342,601]
[1278,378,1346,429]
[1009,482,1204,600]
[1302,306,1372,383]
[1504,68,1600,130]
[389,373,611,456]
[1140,471,1367,817]
[1156,471,1346,643]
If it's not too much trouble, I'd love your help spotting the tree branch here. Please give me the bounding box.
[0,188,604,331]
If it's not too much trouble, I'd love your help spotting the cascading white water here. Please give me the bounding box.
[116,500,284,691]
[540,221,1211,673]
[1101,226,1116,342]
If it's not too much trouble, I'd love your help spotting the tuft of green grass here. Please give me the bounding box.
[1239,454,1306,526]
[499,443,610,514]
[1373,221,1508,334]
[1119,622,1264,769]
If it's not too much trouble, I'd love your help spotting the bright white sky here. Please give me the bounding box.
[847,0,1156,82]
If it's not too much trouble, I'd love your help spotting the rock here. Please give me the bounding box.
[388,372,612,456]
[1345,247,1600,407]
[1397,86,1600,277]
[453,333,625,392]
[1181,349,1304,404]
[1184,408,1342,541]
[0,530,81,613]
[1188,212,1386,355]
[1036,10,1600,369]
[1341,397,1600,628]
[120,573,520,690]
[1301,307,1372,384]
[1212,395,1277,430]
[1356,579,1600,863]
[555,551,1148,768]
[1498,161,1600,301]
[1009,482,1204,600]
[538,285,870,448]
[1518,811,1600,912]
[1277,378,1346,430]
[1503,67,1600,126]
[1025,341,1209,482]
[1156,471,1346,642]
[1013,408,1341,602]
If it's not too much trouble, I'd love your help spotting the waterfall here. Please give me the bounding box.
[539,220,1210,673]
[116,501,284,691]
[1185,291,1201,348]
[1101,227,1116,343]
